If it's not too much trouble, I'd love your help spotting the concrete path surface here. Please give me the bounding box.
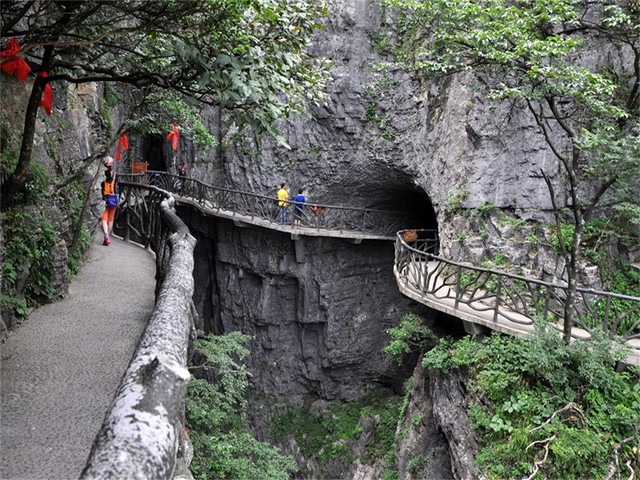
[1,233,156,480]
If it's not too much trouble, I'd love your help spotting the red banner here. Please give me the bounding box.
[38,71,53,115]
[0,38,31,82]
[116,130,128,161]
[167,122,179,151]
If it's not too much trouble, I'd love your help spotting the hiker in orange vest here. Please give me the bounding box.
[100,156,118,246]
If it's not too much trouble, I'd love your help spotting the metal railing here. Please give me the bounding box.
[120,171,411,237]
[395,230,640,349]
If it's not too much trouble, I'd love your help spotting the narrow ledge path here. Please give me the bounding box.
[0,232,156,480]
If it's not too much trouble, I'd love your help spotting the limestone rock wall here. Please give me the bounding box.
[183,0,571,272]
[395,361,482,480]
[0,77,114,330]
[180,206,429,400]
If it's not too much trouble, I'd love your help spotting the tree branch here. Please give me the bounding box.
[522,434,556,480]
[529,402,586,433]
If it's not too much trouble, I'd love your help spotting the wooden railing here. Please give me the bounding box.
[394,229,640,362]
[121,171,411,237]
[81,183,196,480]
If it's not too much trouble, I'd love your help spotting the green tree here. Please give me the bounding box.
[187,331,298,480]
[421,327,639,480]
[384,0,640,342]
[0,0,329,207]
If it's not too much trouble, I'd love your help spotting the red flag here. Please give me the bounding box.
[38,71,53,115]
[116,130,128,161]
[0,38,31,82]
[167,122,179,151]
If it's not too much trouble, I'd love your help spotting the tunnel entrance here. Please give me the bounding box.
[140,134,169,172]
[364,183,439,234]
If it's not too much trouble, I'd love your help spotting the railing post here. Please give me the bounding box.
[602,295,611,335]
[493,274,502,323]
[455,265,462,309]
[124,191,130,242]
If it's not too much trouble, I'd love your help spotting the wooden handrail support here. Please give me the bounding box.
[81,194,197,480]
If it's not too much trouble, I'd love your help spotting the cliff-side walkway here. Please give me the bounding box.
[0,233,156,480]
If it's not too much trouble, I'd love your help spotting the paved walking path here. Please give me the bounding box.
[0,233,156,480]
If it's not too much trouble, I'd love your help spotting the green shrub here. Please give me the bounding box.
[420,328,639,479]
[384,313,438,361]
[2,209,61,305]
[186,332,297,480]
[444,188,468,214]
[0,295,28,322]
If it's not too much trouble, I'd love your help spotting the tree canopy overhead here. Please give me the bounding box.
[0,0,330,205]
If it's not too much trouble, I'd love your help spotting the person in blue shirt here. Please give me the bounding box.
[293,188,306,229]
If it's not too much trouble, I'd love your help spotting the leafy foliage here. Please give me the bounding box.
[421,326,639,480]
[2,208,61,315]
[273,387,402,474]
[1,0,332,204]
[384,313,438,361]
[186,331,297,480]
[3,0,330,143]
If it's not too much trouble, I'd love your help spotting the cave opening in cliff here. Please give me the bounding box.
[141,134,167,171]
[367,184,438,233]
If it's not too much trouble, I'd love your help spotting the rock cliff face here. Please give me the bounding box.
[395,361,482,480]
[181,206,432,400]
[173,0,578,476]
[175,0,572,395]
[179,0,588,276]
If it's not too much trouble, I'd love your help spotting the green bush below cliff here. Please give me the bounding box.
[422,325,639,480]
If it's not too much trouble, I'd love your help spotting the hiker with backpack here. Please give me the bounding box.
[100,156,118,246]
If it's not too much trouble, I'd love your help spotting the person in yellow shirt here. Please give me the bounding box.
[277,183,289,225]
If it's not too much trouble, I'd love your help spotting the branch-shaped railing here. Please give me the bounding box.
[81,183,196,480]
[121,171,411,237]
[395,230,640,361]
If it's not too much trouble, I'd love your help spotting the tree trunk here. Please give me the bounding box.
[1,45,54,210]
[563,215,584,344]
[70,162,104,253]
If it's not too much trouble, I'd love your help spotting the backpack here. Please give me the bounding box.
[102,174,118,207]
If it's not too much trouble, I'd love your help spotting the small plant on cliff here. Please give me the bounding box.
[421,326,639,480]
[444,188,468,215]
[186,331,297,480]
[384,313,438,361]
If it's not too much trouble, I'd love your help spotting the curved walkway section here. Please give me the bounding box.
[394,230,640,365]
[0,232,156,480]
